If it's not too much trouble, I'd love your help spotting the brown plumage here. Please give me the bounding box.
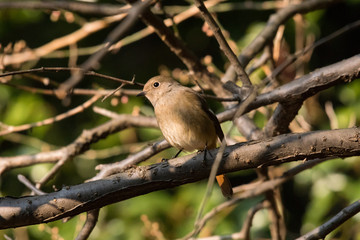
[138,76,233,198]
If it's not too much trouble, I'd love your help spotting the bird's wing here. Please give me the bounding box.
[196,93,224,142]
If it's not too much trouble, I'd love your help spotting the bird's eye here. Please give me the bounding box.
[153,82,160,88]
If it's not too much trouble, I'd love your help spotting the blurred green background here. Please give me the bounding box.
[0,0,360,239]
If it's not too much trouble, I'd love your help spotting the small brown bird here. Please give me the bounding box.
[137,76,233,198]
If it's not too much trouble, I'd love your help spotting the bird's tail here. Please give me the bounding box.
[216,174,233,198]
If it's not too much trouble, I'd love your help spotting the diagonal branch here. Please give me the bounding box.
[56,0,152,99]
[0,94,101,136]
[296,199,360,240]
[1,13,127,67]
[223,0,340,82]
[193,0,251,86]
[126,0,231,98]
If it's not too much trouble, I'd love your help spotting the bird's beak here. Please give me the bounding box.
[137,91,146,97]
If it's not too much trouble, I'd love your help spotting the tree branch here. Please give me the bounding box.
[193,0,251,86]
[264,101,303,136]
[126,0,231,98]
[0,67,143,86]
[1,13,127,67]
[75,209,100,240]
[0,1,129,16]
[296,199,360,240]
[219,54,360,122]
[0,94,101,136]
[223,0,340,82]
[56,0,152,99]
[0,114,157,174]
[0,127,359,229]
[1,54,358,174]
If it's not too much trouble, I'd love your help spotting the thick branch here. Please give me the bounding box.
[0,127,359,229]
[219,54,360,121]
[264,101,303,136]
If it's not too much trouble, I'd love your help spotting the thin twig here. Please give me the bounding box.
[193,139,227,237]
[189,86,257,238]
[0,67,143,86]
[91,139,170,181]
[42,0,224,60]
[325,101,339,129]
[264,19,360,85]
[17,174,46,195]
[296,199,360,240]
[93,106,124,119]
[2,13,128,67]
[3,82,140,97]
[56,0,152,99]
[193,0,251,86]
[36,155,69,189]
[0,114,158,175]
[242,201,269,240]
[0,94,101,136]
[222,0,339,82]
[75,209,100,240]
[101,75,136,102]
[195,202,267,240]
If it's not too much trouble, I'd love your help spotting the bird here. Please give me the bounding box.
[137,75,233,198]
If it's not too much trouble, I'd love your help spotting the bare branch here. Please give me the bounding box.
[1,54,358,174]
[223,0,340,82]
[193,0,251,86]
[180,157,336,239]
[0,114,157,174]
[56,0,152,99]
[0,1,129,16]
[1,14,127,67]
[219,54,360,122]
[0,94,101,136]
[36,155,70,189]
[75,209,100,240]
[92,139,170,181]
[0,127,359,229]
[126,0,232,98]
[17,175,46,196]
[0,67,143,86]
[264,19,360,85]
[325,101,339,129]
[264,101,303,136]
[296,199,360,240]
[3,83,140,97]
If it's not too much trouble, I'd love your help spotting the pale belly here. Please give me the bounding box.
[157,112,218,151]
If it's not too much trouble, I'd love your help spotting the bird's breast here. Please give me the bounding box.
[154,99,217,151]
